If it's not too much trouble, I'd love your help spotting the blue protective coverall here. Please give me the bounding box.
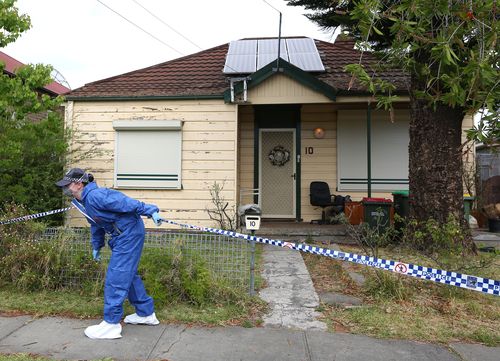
[77,182,158,324]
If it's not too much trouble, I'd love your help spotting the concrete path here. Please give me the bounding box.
[1,315,499,361]
[258,245,327,330]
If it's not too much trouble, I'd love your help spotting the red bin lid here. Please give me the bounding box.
[362,197,392,203]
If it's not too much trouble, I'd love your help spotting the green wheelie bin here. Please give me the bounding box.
[362,197,393,232]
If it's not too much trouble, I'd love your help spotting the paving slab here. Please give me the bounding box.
[0,317,183,361]
[318,291,363,307]
[449,342,500,361]
[259,245,327,330]
[0,316,33,340]
[306,331,460,361]
[150,326,308,361]
[262,305,326,331]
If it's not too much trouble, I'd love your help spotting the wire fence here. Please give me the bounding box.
[39,227,252,291]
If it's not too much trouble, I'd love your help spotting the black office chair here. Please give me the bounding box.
[310,181,337,224]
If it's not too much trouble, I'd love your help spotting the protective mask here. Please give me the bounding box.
[62,186,73,197]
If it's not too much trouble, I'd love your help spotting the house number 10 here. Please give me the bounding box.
[305,147,314,155]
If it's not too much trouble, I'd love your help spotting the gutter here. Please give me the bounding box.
[65,94,225,102]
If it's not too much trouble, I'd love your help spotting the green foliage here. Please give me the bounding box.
[0,237,103,293]
[364,270,411,301]
[0,2,68,223]
[0,110,68,223]
[389,215,499,277]
[140,244,244,307]
[0,207,104,293]
[469,328,499,345]
[181,260,212,305]
[0,0,30,47]
[466,110,500,145]
[287,0,499,142]
[405,216,468,254]
[0,354,53,361]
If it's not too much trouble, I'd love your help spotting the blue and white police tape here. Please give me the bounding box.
[159,217,500,297]
[0,206,73,225]
[1,207,498,297]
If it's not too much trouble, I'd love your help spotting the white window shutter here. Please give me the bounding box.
[113,120,182,189]
[337,110,409,191]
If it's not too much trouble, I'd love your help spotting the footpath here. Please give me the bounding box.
[0,242,499,361]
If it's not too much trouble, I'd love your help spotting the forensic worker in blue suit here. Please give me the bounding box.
[56,168,163,339]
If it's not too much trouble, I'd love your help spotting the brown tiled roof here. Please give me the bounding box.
[66,38,408,100]
[0,51,71,96]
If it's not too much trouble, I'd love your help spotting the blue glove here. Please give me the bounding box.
[151,212,162,226]
[92,249,101,262]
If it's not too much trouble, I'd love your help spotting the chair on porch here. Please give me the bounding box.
[310,181,344,224]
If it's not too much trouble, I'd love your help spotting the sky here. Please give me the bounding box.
[3,0,337,90]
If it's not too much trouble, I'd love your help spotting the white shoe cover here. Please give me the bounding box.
[84,320,122,339]
[124,312,160,325]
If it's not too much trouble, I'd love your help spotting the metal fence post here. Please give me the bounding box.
[249,230,256,296]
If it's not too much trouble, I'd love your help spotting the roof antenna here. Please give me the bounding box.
[262,1,282,71]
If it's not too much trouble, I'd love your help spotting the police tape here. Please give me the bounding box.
[0,206,74,225]
[0,207,498,296]
[159,218,500,297]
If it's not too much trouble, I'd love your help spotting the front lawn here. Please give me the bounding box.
[303,244,500,346]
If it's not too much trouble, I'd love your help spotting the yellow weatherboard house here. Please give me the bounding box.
[63,37,474,228]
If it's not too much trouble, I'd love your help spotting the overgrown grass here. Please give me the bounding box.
[0,211,266,326]
[303,243,500,346]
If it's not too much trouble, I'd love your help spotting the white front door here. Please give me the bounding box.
[259,129,296,218]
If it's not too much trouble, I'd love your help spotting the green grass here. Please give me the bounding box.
[0,287,102,318]
[303,244,500,346]
[0,355,52,361]
[0,287,265,326]
[326,300,500,346]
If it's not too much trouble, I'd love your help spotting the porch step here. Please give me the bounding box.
[250,222,357,245]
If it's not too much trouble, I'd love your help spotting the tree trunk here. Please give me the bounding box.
[408,79,474,250]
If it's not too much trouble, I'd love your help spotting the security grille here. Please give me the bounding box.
[260,129,295,218]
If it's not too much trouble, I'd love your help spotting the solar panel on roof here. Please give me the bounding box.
[286,38,325,72]
[228,39,257,54]
[223,40,258,73]
[223,37,325,74]
[223,54,256,73]
[257,39,288,69]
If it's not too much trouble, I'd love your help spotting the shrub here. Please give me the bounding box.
[399,216,496,274]
[364,270,411,301]
[0,206,104,293]
[139,245,245,307]
[0,234,104,293]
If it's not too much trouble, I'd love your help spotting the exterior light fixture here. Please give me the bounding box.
[313,127,325,139]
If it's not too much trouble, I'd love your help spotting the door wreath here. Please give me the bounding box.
[268,145,291,167]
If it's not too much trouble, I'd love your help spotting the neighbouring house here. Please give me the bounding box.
[476,142,500,224]
[477,142,500,185]
[63,37,474,228]
[0,51,71,121]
